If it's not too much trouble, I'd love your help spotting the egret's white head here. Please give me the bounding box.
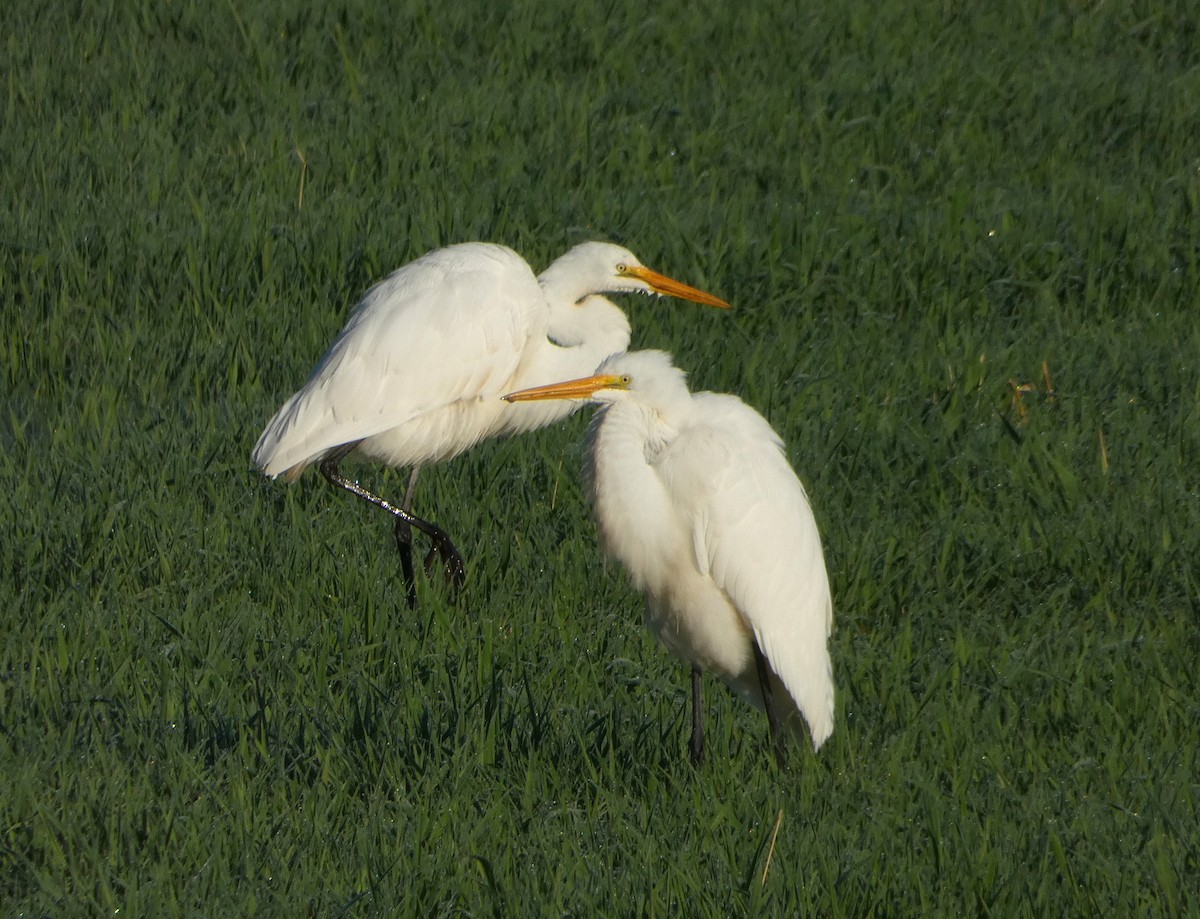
[502,349,691,411]
[537,242,730,309]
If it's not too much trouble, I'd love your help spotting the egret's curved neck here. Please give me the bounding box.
[549,294,630,345]
[584,399,682,585]
[538,295,631,378]
[499,300,631,437]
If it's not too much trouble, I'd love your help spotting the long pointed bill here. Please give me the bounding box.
[502,373,628,403]
[623,266,731,309]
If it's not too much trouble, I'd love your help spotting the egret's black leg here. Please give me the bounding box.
[753,643,788,769]
[689,666,705,766]
[319,447,466,602]
[392,468,422,609]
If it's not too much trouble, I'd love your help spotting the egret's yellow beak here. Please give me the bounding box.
[502,373,630,403]
[620,265,731,309]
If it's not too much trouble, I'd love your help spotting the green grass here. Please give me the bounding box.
[3,0,1199,914]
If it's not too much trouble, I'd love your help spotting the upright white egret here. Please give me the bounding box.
[252,243,729,606]
[503,350,834,764]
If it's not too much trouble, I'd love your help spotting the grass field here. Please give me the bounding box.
[3,0,1199,914]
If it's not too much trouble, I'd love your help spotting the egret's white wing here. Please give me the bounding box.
[253,244,543,477]
[664,393,835,749]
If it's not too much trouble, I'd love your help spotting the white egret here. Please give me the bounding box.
[503,350,834,764]
[252,243,729,606]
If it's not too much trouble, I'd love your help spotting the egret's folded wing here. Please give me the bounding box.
[665,394,835,749]
[253,245,541,477]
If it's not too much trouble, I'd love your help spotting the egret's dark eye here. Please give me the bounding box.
[616,263,628,273]
[620,374,633,386]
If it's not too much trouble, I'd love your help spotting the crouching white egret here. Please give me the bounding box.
[252,243,730,607]
[503,350,834,765]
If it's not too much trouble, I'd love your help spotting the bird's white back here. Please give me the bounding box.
[252,243,546,477]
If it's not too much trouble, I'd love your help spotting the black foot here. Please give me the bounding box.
[395,518,464,606]
[420,525,466,602]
